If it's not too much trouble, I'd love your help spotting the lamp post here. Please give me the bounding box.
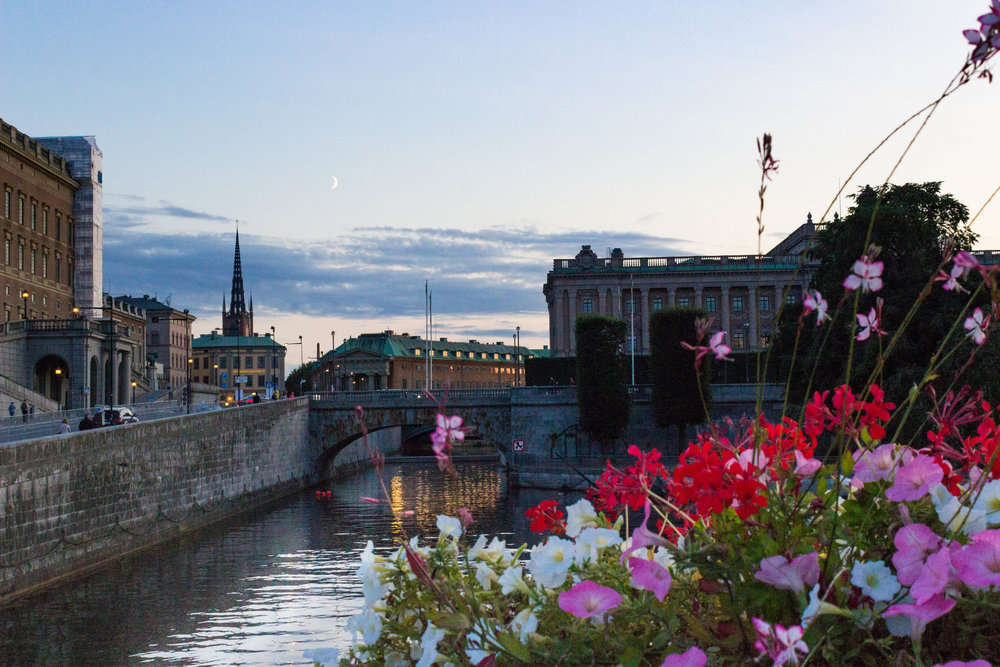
[21,290,29,320]
[743,321,750,383]
[131,380,136,404]
[187,356,193,413]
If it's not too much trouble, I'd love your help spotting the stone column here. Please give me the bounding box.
[640,288,650,354]
[694,287,703,310]
[721,286,730,336]
[748,285,758,350]
[568,288,578,354]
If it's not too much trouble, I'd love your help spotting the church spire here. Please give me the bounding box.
[222,226,253,337]
[229,228,246,315]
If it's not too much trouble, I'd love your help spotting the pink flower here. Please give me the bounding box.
[856,305,886,342]
[936,264,967,292]
[883,594,955,640]
[843,256,883,292]
[964,307,990,345]
[430,413,465,471]
[793,450,821,477]
[628,556,672,601]
[558,580,622,622]
[885,455,943,502]
[934,661,991,667]
[660,646,707,667]
[754,552,820,594]
[708,331,733,361]
[910,546,954,604]
[620,500,670,563]
[952,529,1000,588]
[853,444,911,488]
[752,618,808,666]
[892,523,943,586]
[802,290,830,325]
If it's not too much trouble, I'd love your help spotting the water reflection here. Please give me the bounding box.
[0,461,579,665]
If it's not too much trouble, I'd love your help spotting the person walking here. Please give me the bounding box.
[20,401,28,423]
[7,402,14,419]
[78,413,93,431]
[57,419,71,434]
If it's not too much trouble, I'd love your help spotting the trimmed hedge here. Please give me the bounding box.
[649,308,711,432]
[575,315,629,445]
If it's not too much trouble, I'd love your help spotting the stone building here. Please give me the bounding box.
[115,294,195,395]
[543,218,820,357]
[312,331,528,391]
[191,232,285,403]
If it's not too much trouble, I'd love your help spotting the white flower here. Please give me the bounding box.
[475,562,498,590]
[437,515,462,539]
[508,607,539,643]
[346,605,383,647]
[931,483,988,534]
[358,540,378,580]
[565,498,599,537]
[465,625,499,664]
[415,623,446,667]
[652,546,675,571]
[850,560,900,602]
[527,536,575,588]
[972,478,1000,525]
[470,535,512,565]
[801,584,846,628]
[575,527,623,564]
[498,564,529,595]
[302,647,340,666]
[362,567,393,604]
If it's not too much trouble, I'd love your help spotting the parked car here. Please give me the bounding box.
[93,407,139,427]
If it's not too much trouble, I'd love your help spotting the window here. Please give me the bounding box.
[30,202,36,230]
[18,196,24,224]
[257,356,265,368]
[245,356,252,368]
[219,357,227,369]
[257,375,265,387]
[18,243,24,271]
[3,189,10,219]
[786,293,798,305]
[582,297,593,314]
[705,296,718,312]
[55,253,60,281]
[759,334,771,347]
[733,331,746,350]
[56,214,61,241]
[760,294,771,312]
[30,249,36,275]
[732,295,745,313]
[414,348,421,356]
[4,239,8,266]
[233,356,240,369]
[626,335,638,352]
[42,251,47,278]
[652,297,663,311]
[402,379,408,389]
[678,296,690,307]
[42,209,48,235]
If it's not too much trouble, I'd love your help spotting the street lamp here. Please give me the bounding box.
[21,291,29,320]
[131,380,136,404]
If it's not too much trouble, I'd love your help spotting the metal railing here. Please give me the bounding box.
[0,400,186,445]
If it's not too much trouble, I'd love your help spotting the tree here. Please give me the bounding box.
[575,315,629,448]
[778,182,979,407]
[649,308,711,450]
[285,363,313,396]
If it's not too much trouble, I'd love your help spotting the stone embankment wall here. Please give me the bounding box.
[0,398,317,602]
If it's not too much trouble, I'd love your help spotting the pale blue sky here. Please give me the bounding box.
[3,1,998,361]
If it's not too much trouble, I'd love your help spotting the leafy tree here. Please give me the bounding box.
[650,308,711,450]
[575,315,629,447]
[285,363,313,396]
[778,182,981,409]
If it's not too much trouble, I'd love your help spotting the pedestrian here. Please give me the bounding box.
[7,401,14,418]
[20,401,28,423]
[78,413,93,431]
[57,418,71,434]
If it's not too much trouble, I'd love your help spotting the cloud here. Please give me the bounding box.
[103,195,231,228]
[103,223,692,329]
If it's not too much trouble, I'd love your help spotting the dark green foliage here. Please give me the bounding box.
[525,356,576,386]
[284,363,313,395]
[575,316,629,445]
[777,182,985,411]
[649,308,711,436]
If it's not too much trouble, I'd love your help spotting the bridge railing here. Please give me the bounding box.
[308,388,513,404]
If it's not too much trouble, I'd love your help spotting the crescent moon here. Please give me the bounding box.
[330,177,339,190]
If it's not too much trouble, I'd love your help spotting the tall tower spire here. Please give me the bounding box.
[222,225,252,336]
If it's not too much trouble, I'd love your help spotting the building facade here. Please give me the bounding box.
[116,295,195,394]
[543,218,820,357]
[312,331,529,391]
[191,232,285,403]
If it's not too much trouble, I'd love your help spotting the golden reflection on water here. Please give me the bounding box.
[388,464,504,539]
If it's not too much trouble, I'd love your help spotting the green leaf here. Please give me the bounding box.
[428,612,470,632]
[840,448,854,476]
[619,643,642,667]
[495,631,532,663]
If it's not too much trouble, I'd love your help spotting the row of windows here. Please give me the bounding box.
[3,186,72,243]
[196,355,279,370]
[583,293,797,314]
[201,374,271,387]
[3,237,67,283]
[412,348,520,360]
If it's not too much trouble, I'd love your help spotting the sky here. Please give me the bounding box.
[3,1,999,368]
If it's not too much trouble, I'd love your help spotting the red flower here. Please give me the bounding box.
[525,499,565,534]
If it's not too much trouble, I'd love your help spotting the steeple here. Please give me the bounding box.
[222,228,253,336]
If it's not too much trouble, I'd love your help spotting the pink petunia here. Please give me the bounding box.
[853,444,911,489]
[909,546,954,604]
[933,661,991,667]
[883,594,955,640]
[885,455,943,502]
[628,557,673,601]
[754,552,820,594]
[793,450,821,477]
[620,500,670,563]
[952,529,1000,588]
[892,523,943,586]
[843,256,884,292]
[660,646,707,667]
[558,580,623,623]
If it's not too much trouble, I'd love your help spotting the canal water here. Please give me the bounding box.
[0,461,579,665]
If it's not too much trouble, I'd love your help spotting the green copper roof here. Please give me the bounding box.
[192,333,285,350]
[314,331,531,366]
